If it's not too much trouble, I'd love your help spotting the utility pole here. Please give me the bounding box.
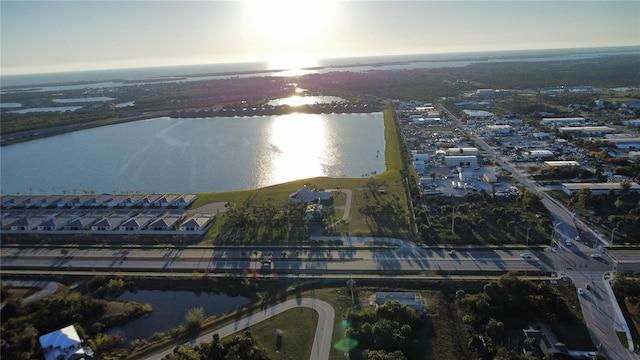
[610,228,615,246]
[451,206,455,233]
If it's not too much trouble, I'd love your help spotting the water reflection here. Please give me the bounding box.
[268,114,327,185]
[1,113,385,194]
[110,290,251,342]
[266,95,344,107]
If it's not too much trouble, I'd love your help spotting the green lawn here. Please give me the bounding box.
[222,307,318,360]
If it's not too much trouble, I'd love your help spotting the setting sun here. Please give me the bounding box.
[243,0,338,70]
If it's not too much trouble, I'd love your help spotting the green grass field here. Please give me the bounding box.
[222,307,318,360]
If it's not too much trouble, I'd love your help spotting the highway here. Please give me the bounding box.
[0,244,552,277]
[3,240,637,360]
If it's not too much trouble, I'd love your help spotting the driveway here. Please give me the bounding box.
[2,280,59,303]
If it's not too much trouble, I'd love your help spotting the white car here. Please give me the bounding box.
[520,253,532,259]
[590,253,602,259]
[578,288,584,295]
[565,240,572,246]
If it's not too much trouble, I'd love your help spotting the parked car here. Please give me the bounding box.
[590,253,601,258]
[520,253,532,259]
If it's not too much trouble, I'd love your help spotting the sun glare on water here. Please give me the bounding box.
[267,114,327,184]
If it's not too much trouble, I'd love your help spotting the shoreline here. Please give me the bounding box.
[0,105,383,147]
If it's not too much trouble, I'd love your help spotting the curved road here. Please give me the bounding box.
[145,298,334,360]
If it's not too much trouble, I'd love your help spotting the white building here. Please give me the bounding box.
[39,325,92,360]
[411,117,441,126]
[561,182,640,196]
[559,126,617,137]
[446,147,479,156]
[180,213,215,231]
[528,150,554,160]
[602,137,640,150]
[444,155,477,167]
[540,117,586,127]
[289,186,332,203]
[544,161,580,167]
[486,125,512,135]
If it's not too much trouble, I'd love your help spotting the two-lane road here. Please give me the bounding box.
[144,298,334,360]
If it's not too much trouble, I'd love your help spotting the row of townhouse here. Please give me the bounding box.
[1,193,197,210]
[1,209,214,233]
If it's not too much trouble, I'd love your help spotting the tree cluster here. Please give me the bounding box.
[455,272,576,359]
[162,332,269,360]
[612,273,640,298]
[87,275,137,299]
[344,301,422,359]
[569,186,640,244]
[219,202,309,243]
[1,295,105,360]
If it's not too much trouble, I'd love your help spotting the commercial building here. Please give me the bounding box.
[544,161,580,167]
[540,117,586,127]
[559,126,617,137]
[444,155,478,167]
[561,182,640,196]
[485,125,512,135]
[601,137,640,150]
[446,147,479,156]
[528,150,554,160]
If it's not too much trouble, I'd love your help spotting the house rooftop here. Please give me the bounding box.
[39,325,89,360]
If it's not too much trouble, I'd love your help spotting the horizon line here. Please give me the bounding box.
[2,44,639,78]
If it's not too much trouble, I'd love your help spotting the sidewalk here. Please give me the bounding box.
[603,272,634,352]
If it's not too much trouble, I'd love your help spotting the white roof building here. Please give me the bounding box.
[540,117,586,127]
[528,150,554,159]
[486,125,512,135]
[444,155,477,167]
[289,186,332,203]
[39,325,91,360]
[561,182,640,196]
[446,147,479,156]
[559,126,617,137]
[544,161,580,167]
[180,213,215,231]
[602,137,640,149]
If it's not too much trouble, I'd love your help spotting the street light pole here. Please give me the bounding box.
[526,227,531,247]
[451,206,455,233]
[610,228,615,246]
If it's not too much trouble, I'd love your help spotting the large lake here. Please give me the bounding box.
[0,113,386,194]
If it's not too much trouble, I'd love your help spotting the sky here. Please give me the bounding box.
[1,0,639,75]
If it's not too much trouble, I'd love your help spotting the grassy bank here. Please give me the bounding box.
[191,101,412,243]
